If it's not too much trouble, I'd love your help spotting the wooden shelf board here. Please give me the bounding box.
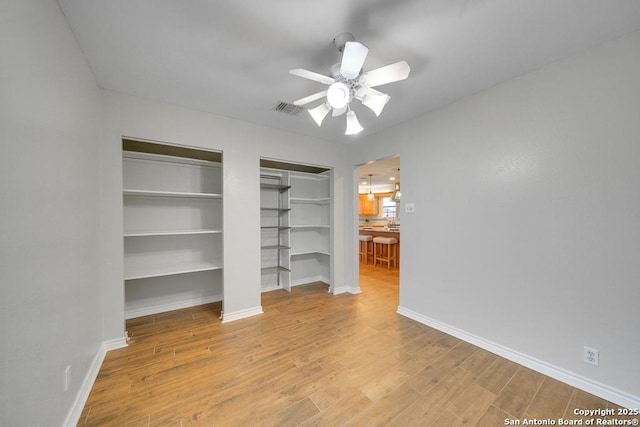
[123,189,222,199]
[124,229,223,237]
[291,251,330,257]
[260,266,291,272]
[124,260,223,280]
[260,184,291,192]
[290,198,330,204]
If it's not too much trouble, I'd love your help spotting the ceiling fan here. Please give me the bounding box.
[289,32,410,135]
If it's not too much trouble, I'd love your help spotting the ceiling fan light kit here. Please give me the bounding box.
[345,110,364,135]
[308,103,331,126]
[359,90,390,117]
[326,82,351,109]
[289,32,410,136]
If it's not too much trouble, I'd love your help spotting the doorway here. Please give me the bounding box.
[355,155,401,294]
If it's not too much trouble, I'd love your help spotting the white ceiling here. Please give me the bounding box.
[357,156,400,193]
[58,0,640,144]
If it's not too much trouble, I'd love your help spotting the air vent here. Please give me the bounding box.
[273,101,304,116]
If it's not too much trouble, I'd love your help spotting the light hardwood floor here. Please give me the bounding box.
[79,263,631,426]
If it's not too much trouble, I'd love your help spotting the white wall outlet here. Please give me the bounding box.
[64,365,71,391]
[405,203,415,214]
[583,346,599,366]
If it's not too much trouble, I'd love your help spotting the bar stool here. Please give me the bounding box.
[358,235,374,264]
[373,236,398,269]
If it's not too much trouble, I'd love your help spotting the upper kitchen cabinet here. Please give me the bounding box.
[359,194,379,215]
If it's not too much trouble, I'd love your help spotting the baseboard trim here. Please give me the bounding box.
[63,336,128,427]
[103,337,128,351]
[396,306,640,409]
[222,306,264,323]
[125,294,222,319]
[332,284,361,295]
[291,275,327,287]
[261,284,281,293]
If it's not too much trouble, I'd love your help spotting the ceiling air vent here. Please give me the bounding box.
[273,101,304,116]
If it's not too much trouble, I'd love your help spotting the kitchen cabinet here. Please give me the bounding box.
[359,194,378,215]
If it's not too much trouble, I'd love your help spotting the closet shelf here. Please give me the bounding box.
[123,189,222,199]
[291,251,331,257]
[290,224,330,229]
[124,260,223,281]
[260,184,291,192]
[124,229,223,237]
[261,265,291,272]
[289,198,330,204]
[260,207,291,212]
[261,245,291,250]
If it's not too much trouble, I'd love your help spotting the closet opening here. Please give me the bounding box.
[122,138,224,325]
[259,158,333,298]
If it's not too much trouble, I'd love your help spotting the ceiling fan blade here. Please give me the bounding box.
[340,41,369,79]
[293,90,328,106]
[332,106,347,117]
[362,60,410,87]
[289,68,335,85]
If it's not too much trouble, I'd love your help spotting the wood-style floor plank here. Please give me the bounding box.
[79,263,627,426]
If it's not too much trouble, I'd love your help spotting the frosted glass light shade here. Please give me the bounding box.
[361,92,390,117]
[327,82,350,109]
[308,103,331,126]
[345,110,363,135]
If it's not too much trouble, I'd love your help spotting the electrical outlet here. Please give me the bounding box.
[583,346,599,366]
[405,203,415,214]
[64,365,71,391]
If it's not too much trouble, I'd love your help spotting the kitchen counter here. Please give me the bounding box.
[359,227,400,233]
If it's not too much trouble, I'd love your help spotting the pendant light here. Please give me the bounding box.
[391,168,401,202]
[391,182,401,202]
[367,174,374,200]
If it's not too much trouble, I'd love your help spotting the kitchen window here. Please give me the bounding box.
[381,197,397,218]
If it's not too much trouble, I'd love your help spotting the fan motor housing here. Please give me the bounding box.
[332,32,355,52]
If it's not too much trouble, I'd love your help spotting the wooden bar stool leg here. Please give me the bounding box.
[393,243,397,269]
[373,242,377,267]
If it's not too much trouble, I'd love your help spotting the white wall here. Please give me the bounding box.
[100,90,355,340]
[0,1,103,425]
[350,31,640,405]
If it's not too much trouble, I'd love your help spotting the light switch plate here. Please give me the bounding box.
[405,203,415,214]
